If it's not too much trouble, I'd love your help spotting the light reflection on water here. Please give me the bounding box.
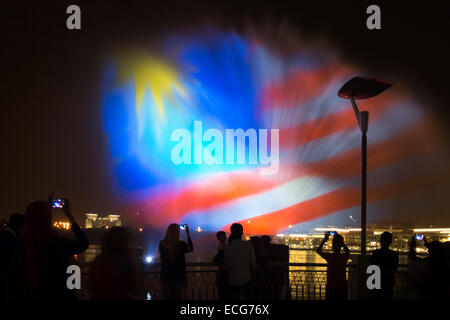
[79,245,409,266]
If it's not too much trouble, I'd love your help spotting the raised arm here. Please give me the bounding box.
[342,242,350,259]
[61,200,89,255]
[316,232,330,259]
[408,235,417,260]
[185,226,193,253]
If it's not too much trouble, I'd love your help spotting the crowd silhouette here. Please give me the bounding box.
[1,201,450,300]
[1,200,89,300]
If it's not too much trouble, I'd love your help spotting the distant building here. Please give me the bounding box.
[53,221,71,230]
[85,213,122,229]
[272,224,450,253]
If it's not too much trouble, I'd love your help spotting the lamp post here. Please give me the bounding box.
[338,76,392,255]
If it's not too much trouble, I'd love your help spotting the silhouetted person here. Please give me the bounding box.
[408,235,450,299]
[260,235,288,299]
[261,235,272,258]
[89,227,141,299]
[212,231,227,299]
[444,241,450,265]
[0,213,26,300]
[260,235,275,298]
[250,236,269,298]
[223,223,256,300]
[369,232,399,299]
[316,232,350,300]
[24,200,89,300]
[159,224,193,300]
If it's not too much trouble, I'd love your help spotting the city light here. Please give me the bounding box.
[53,221,71,230]
[413,228,450,233]
[85,213,122,229]
[289,234,308,238]
[315,227,362,233]
[145,256,153,264]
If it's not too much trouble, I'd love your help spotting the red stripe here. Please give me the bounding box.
[134,117,432,227]
[261,65,353,108]
[279,92,399,149]
[228,162,442,234]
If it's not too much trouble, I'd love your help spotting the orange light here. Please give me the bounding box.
[53,221,71,230]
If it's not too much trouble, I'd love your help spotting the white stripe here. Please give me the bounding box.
[181,175,359,230]
[262,81,349,129]
[280,100,424,164]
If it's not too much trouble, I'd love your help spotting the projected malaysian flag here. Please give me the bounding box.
[102,31,439,235]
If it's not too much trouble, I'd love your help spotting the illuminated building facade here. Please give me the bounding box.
[273,225,450,253]
[85,213,122,229]
[53,221,71,230]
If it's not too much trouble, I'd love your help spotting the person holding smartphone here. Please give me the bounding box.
[408,234,450,299]
[23,199,89,299]
[316,231,350,300]
[159,223,193,300]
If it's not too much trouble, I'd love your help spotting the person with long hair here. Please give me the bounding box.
[24,200,89,299]
[89,227,141,299]
[316,232,350,300]
[159,223,193,300]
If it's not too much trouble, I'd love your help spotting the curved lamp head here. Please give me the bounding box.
[338,76,392,100]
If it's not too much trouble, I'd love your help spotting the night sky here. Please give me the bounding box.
[2,1,450,225]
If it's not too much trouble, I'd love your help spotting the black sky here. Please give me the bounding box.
[1,0,450,224]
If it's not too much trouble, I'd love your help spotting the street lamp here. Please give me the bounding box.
[338,76,392,255]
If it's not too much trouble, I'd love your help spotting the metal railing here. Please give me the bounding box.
[78,262,410,300]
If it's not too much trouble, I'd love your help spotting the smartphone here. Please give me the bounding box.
[329,231,336,236]
[415,234,424,241]
[49,198,66,209]
[179,224,187,230]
